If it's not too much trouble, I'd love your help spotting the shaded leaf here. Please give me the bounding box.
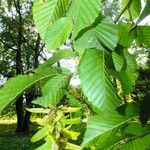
[112,52,124,72]
[136,26,150,47]
[33,74,71,107]
[0,68,59,113]
[123,50,137,72]
[117,24,135,47]
[120,134,150,150]
[82,103,139,146]
[124,122,150,136]
[110,70,136,95]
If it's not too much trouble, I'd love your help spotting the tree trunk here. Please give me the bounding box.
[23,86,35,132]
[15,0,24,132]
[16,95,24,132]
[23,34,41,132]
[34,34,41,69]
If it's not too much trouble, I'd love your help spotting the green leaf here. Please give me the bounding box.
[110,70,136,95]
[79,49,120,111]
[117,24,135,47]
[82,103,139,146]
[122,0,141,19]
[124,122,150,136]
[31,126,50,143]
[83,126,120,148]
[38,50,75,71]
[120,134,150,150]
[33,74,71,107]
[0,68,59,113]
[45,17,73,50]
[67,0,101,39]
[75,20,118,51]
[136,1,150,25]
[33,0,69,42]
[136,26,150,47]
[66,93,82,107]
[95,129,121,150]
[112,52,124,72]
[123,50,137,72]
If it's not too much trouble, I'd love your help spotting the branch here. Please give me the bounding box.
[8,26,18,45]
[114,0,133,24]
[38,43,45,55]
[0,38,17,50]
[12,0,19,13]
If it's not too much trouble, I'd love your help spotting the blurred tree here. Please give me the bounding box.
[0,0,45,132]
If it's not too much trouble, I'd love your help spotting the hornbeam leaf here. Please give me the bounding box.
[124,122,150,136]
[79,49,120,111]
[74,20,118,51]
[120,134,150,150]
[0,68,59,113]
[45,17,73,50]
[110,70,136,95]
[67,0,101,39]
[95,130,122,150]
[123,50,137,72]
[38,50,75,71]
[82,103,139,146]
[136,26,150,47]
[117,24,135,47]
[33,0,69,42]
[112,52,124,72]
[33,74,71,107]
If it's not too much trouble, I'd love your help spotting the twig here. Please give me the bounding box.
[0,38,17,50]
[82,99,95,115]
[114,0,133,24]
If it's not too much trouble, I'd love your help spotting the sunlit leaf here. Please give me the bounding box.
[79,49,120,111]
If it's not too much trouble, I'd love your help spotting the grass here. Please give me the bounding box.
[0,120,45,150]
[0,110,87,150]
